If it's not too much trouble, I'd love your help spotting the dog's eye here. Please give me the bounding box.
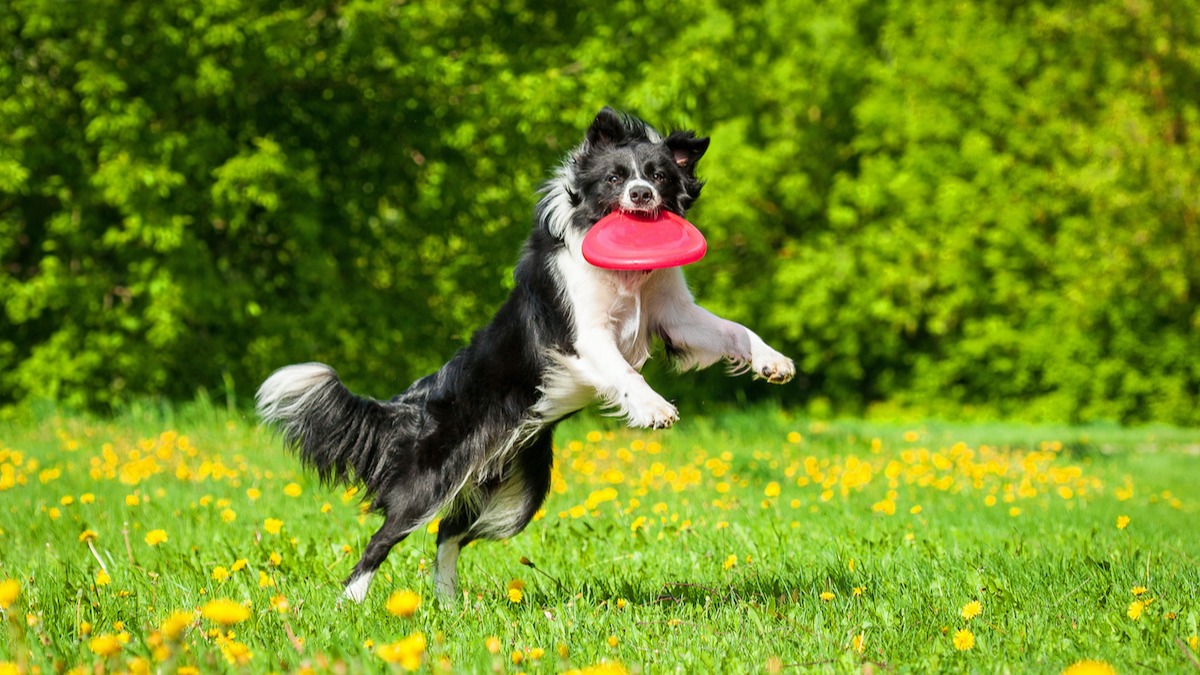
[652,171,667,183]
[607,174,623,185]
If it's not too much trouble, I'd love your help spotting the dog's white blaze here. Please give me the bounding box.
[343,570,374,603]
[256,363,336,421]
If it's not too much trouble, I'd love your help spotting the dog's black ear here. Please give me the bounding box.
[586,107,628,149]
[666,131,710,174]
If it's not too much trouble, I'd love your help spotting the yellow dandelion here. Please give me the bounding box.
[960,600,982,621]
[246,488,262,501]
[1131,586,1147,596]
[511,650,524,665]
[507,587,524,604]
[607,635,619,648]
[529,647,545,660]
[723,554,738,570]
[377,632,426,670]
[1061,660,1118,675]
[853,586,865,597]
[852,632,865,653]
[144,529,168,546]
[819,591,835,602]
[321,502,332,513]
[268,551,282,566]
[88,634,123,657]
[0,579,19,608]
[258,571,275,588]
[95,569,111,587]
[220,509,236,523]
[212,567,230,582]
[125,494,140,507]
[78,530,98,543]
[386,589,422,618]
[263,518,283,535]
[60,495,75,506]
[231,558,248,572]
[952,628,974,651]
[1116,515,1130,529]
[80,493,95,504]
[284,483,302,497]
[764,482,781,498]
[201,599,251,626]
[485,636,502,654]
[270,594,290,613]
[1127,600,1145,620]
[1189,635,1198,651]
[160,611,194,641]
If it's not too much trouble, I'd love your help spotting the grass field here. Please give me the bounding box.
[1,402,1198,673]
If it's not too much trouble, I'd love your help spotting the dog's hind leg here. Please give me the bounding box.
[432,430,556,601]
[343,513,423,603]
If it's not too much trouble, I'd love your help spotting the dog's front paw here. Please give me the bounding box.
[753,350,795,384]
[623,391,679,429]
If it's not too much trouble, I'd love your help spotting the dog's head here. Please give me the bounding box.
[539,107,709,239]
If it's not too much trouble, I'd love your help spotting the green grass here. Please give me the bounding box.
[2,402,1199,673]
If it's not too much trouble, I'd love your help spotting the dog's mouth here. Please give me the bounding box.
[613,207,660,219]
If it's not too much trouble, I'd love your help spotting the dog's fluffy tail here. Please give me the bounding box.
[256,363,395,489]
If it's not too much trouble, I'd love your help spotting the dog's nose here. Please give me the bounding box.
[628,186,654,206]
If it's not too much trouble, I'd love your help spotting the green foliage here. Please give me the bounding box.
[1,0,1198,422]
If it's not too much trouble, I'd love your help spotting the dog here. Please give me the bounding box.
[256,107,795,603]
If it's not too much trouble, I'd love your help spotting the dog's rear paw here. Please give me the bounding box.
[754,353,795,384]
[624,392,679,429]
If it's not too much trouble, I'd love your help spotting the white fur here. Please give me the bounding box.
[434,540,460,601]
[343,570,374,603]
[256,363,337,421]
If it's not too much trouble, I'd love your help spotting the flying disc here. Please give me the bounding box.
[582,211,707,270]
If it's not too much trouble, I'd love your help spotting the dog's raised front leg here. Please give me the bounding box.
[648,271,795,383]
[567,335,679,429]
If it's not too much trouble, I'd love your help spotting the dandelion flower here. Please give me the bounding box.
[258,571,275,588]
[952,628,975,651]
[507,587,524,604]
[95,569,111,587]
[78,530,98,543]
[270,594,290,613]
[819,591,835,602]
[386,589,421,618]
[1061,660,1117,675]
[268,551,282,566]
[960,600,982,621]
[1127,600,1145,620]
[764,482,781,498]
[212,567,230,582]
[607,635,619,648]
[485,636,502,654]
[88,634,123,657]
[125,495,140,507]
[263,518,283,535]
[284,483,302,497]
[377,632,426,670]
[160,611,194,641]
[852,633,865,653]
[220,509,236,523]
[511,650,524,665]
[201,599,251,626]
[144,529,168,546]
[723,554,737,570]
[231,559,248,572]
[529,647,545,661]
[1116,515,1130,529]
[0,579,19,608]
[1131,586,1147,596]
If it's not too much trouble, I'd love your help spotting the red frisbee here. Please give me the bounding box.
[582,211,707,270]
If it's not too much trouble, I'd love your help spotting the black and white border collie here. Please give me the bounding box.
[256,107,794,603]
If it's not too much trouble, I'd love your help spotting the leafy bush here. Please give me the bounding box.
[2,0,1197,423]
